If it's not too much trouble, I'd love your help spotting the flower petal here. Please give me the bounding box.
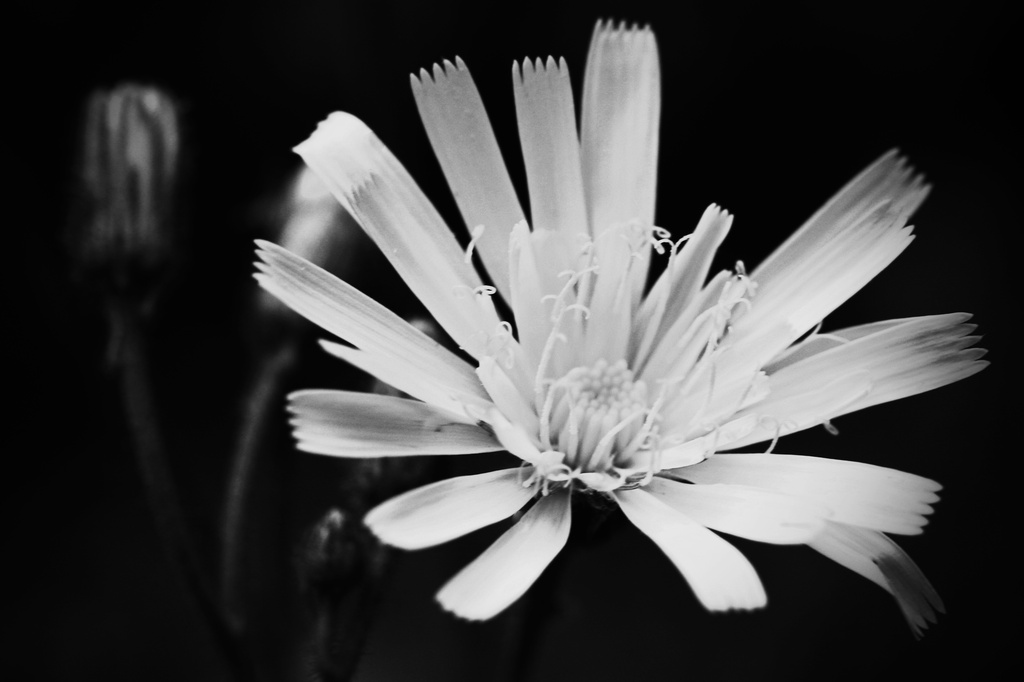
[729,152,928,367]
[513,57,589,239]
[436,490,571,620]
[721,372,873,450]
[637,268,731,382]
[580,20,660,237]
[508,222,572,375]
[614,488,767,610]
[764,313,987,416]
[736,220,915,369]
[294,112,501,359]
[658,351,770,441]
[753,150,928,287]
[580,223,640,365]
[672,453,941,535]
[476,356,540,438]
[659,413,760,468]
[318,340,486,418]
[635,204,733,367]
[580,20,661,303]
[646,476,829,544]
[289,390,501,458]
[411,58,526,301]
[488,408,546,465]
[764,317,914,373]
[808,522,944,638]
[365,468,535,550]
[255,241,489,407]
[723,315,987,449]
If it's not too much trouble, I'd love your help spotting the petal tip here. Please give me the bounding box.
[294,112,375,164]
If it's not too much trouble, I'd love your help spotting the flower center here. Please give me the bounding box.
[541,358,657,474]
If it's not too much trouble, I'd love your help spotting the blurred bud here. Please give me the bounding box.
[278,166,350,265]
[74,84,180,294]
[258,166,363,321]
[305,509,357,594]
[301,508,385,604]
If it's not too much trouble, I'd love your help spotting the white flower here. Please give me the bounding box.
[255,21,986,634]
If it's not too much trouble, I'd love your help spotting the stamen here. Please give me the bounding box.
[621,393,665,462]
[464,224,485,264]
[694,355,719,424]
[561,406,581,462]
[521,450,574,496]
[759,415,798,454]
[485,321,516,369]
[541,265,595,322]
[590,410,646,470]
[562,303,591,319]
[533,329,568,404]
[652,225,672,240]
[760,416,784,454]
[575,262,596,312]
[538,377,561,448]
[668,234,691,257]
[651,237,674,255]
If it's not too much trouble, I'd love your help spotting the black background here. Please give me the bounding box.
[11,0,1017,680]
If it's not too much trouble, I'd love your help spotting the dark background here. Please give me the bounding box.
[11,0,1017,680]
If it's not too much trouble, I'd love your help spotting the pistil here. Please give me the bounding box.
[543,359,654,473]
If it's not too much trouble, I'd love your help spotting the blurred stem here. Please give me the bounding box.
[220,341,298,632]
[111,299,259,682]
[500,498,612,682]
[313,551,391,682]
[501,547,567,682]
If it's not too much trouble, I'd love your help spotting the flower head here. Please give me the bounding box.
[256,21,986,633]
[76,83,180,291]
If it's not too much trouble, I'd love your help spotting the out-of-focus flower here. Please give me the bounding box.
[257,165,362,323]
[301,508,385,602]
[256,21,986,634]
[276,166,353,266]
[76,84,179,291]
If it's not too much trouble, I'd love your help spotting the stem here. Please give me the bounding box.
[311,540,391,682]
[500,496,615,682]
[219,342,298,632]
[323,575,388,681]
[492,523,570,682]
[112,300,259,682]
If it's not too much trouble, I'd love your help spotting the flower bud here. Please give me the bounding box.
[301,508,386,604]
[75,84,180,293]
